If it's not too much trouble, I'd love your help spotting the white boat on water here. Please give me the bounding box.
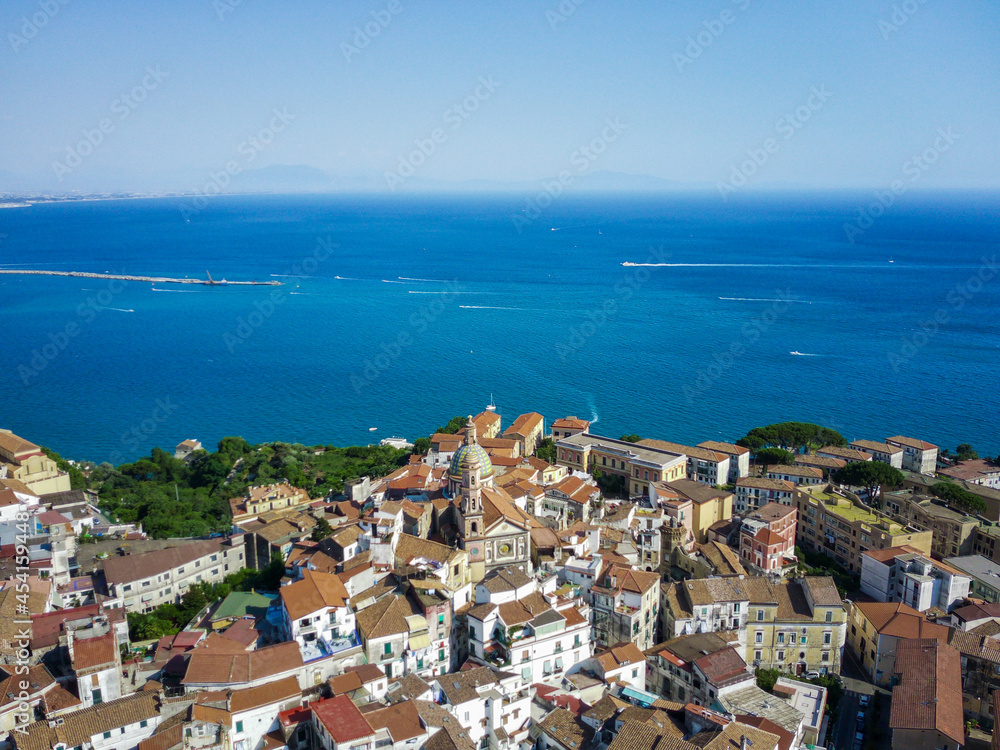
[369,427,377,432]
[486,393,497,412]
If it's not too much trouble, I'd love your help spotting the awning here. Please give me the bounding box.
[409,633,431,650]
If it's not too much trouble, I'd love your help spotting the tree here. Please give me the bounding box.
[620,434,642,443]
[412,437,431,455]
[740,422,846,452]
[754,447,796,472]
[311,518,333,541]
[536,438,557,463]
[831,462,904,502]
[930,481,988,514]
[955,444,979,461]
[436,416,467,435]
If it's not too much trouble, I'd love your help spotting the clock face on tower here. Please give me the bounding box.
[499,542,511,556]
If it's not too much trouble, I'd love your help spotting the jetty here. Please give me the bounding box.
[0,269,281,286]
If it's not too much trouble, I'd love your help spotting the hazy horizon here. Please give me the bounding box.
[2,1,998,194]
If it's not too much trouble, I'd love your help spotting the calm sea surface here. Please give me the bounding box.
[1,191,997,463]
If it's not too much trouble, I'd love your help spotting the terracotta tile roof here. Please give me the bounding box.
[818,446,872,461]
[850,440,903,455]
[889,639,963,744]
[345,663,387,684]
[394,532,462,567]
[356,594,415,639]
[698,440,750,456]
[137,719,183,750]
[503,412,544,439]
[101,538,230,585]
[226,675,300,713]
[329,671,364,695]
[608,720,698,750]
[697,542,746,576]
[0,430,40,456]
[72,632,118,672]
[30,603,106,649]
[794,454,846,470]
[538,707,592,750]
[553,417,590,430]
[887,436,938,451]
[364,700,425,742]
[17,691,161,750]
[693,647,749,686]
[766,465,823,478]
[182,641,302,685]
[861,545,924,563]
[312,694,375,743]
[639,439,726,463]
[733,716,793,750]
[665,480,733,504]
[437,665,508,705]
[595,642,646,672]
[280,568,349,621]
[800,576,842,607]
[735,477,795,492]
[855,601,950,641]
[689,720,781,750]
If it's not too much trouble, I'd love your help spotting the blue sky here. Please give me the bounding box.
[1,0,998,191]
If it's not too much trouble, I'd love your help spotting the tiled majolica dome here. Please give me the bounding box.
[448,442,494,481]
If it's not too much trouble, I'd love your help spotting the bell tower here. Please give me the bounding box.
[460,416,483,539]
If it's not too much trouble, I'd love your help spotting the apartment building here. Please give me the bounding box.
[849,440,904,469]
[638,439,731,486]
[847,600,950,684]
[662,576,847,677]
[101,536,246,612]
[193,676,303,750]
[860,546,971,612]
[502,412,545,456]
[698,440,751,484]
[662,480,733,544]
[818,446,872,464]
[645,632,753,706]
[739,503,797,576]
[432,666,532,750]
[885,436,939,475]
[555,433,687,497]
[355,594,442,680]
[903,470,1000,522]
[16,691,162,750]
[972,524,1000,564]
[793,485,932,574]
[312,695,429,750]
[882,489,978,559]
[590,562,660,651]
[468,567,592,684]
[734,477,795,514]
[765,465,824,486]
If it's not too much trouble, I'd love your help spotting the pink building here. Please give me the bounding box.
[739,502,797,575]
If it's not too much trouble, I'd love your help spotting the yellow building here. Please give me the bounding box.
[663,480,734,544]
[555,433,686,497]
[743,577,847,677]
[794,484,932,574]
[846,600,950,684]
[229,482,312,524]
[503,412,545,456]
[0,429,71,495]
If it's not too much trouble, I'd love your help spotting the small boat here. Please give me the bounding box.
[790,351,804,356]
[369,427,377,432]
[486,393,497,412]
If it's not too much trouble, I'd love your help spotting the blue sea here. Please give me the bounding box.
[1,192,997,464]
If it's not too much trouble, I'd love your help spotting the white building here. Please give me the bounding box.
[734,477,795,514]
[69,632,121,708]
[850,440,904,469]
[193,675,302,750]
[698,441,752,483]
[101,536,246,612]
[860,547,971,612]
[585,642,647,691]
[17,691,161,750]
[467,567,593,684]
[279,569,357,660]
[639,439,732,487]
[432,665,532,750]
[313,695,429,750]
[886,436,939,474]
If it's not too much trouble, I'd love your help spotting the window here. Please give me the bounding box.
[754,650,762,662]
[438,614,444,624]
[824,632,832,645]
[632,668,638,678]
[236,721,244,733]
[825,611,833,623]
[440,649,446,662]
[140,720,147,728]
[522,650,530,662]
[384,643,392,655]
[755,632,763,643]
[757,610,764,621]
[777,633,784,643]
[104,732,112,740]
[733,603,740,613]
[777,651,784,661]
[822,651,830,662]
[92,688,103,704]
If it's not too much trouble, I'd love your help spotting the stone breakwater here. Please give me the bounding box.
[0,269,281,285]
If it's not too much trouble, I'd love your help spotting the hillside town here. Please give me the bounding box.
[0,416,999,750]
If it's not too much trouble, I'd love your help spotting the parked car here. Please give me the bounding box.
[859,695,871,708]
[855,731,864,744]
[856,711,866,725]
[804,671,821,680]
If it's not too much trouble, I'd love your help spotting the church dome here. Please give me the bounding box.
[449,442,494,481]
